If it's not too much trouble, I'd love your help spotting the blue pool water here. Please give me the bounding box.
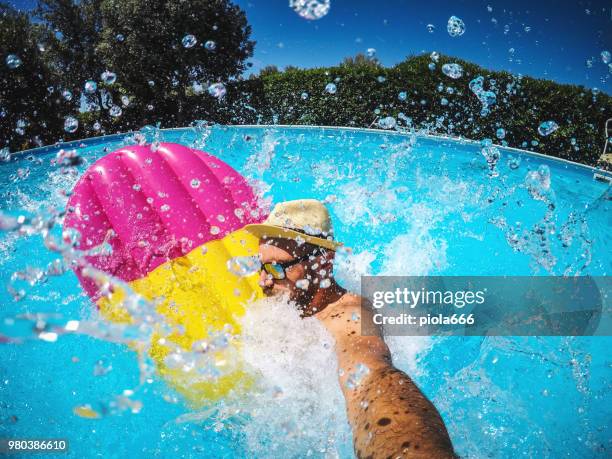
[0,125,610,458]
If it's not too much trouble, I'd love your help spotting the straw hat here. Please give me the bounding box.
[244,199,343,251]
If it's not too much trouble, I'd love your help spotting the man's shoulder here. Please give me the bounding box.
[318,292,372,321]
[316,291,385,344]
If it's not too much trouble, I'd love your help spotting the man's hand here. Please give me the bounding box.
[316,294,455,459]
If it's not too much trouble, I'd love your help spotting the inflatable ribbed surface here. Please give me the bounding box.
[64,143,266,404]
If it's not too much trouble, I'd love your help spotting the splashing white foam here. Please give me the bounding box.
[334,248,376,293]
[231,291,435,458]
[237,296,353,457]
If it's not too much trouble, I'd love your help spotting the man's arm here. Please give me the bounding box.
[318,295,455,459]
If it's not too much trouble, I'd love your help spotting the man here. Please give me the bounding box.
[245,199,455,459]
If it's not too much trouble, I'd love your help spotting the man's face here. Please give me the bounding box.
[258,238,326,303]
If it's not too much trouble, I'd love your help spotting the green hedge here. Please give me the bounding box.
[242,54,611,167]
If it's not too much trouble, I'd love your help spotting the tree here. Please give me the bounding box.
[248,53,611,165]
[0,2,69,151]
[259,65,279,76]
[95,0,254,127]
[36,0,107,118]
[341,53,381,69]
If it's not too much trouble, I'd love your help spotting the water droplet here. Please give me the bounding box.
[62,90,73,101]
[301,91,309,100]
[121,95,130,106]
[289,0,330,20]
[441,97,449,106]
[226,256,261,277]
[496,128,506,139]
[345,363,370,389]
[5,54,22,69]
[430,51,440,62]
[538,120,559,136]
[351,312,360,321]
[447,15,466,37]
[132,184,141,191]
[428,62,436,70]
[366,48,376,58]
[426,24,435,33]
[190,179,201,188]
[93,358,113,376]
[0,148,10,162]
[116,34,125,42]
[507,156,521,170]
[524,25,531,32]
[377,75,386,83]
[210,226,220,235]
[398,91,407,101]
[601,50,611,64]
[100,70,117,85]
[204,40,216,51]
[160,204,170,212]
[481,142,501,177]
[442,63,463,79]
[325,82,337,94]
[109,105,122,117]
[63,116,78,133]
[378,116,397,129]
[320,278,331,288]
[296,279,310,290]
[182,34,197,48]
[84,80,97,94]
[208,82,226,99]
[525,165,551,202]
[481,91,496,106]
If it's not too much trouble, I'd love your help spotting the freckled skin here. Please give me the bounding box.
[258,238,455,459]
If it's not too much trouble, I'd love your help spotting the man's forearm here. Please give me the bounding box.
[344,365,455,459]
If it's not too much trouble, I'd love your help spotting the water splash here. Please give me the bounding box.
[289,0,331,21]
[182,34,197,48]
[378,116,397,130]
[5,54,22,69]
[324,82,337,94]
[101,71,117,85]
[469,76,497,115]
[480,139,501,178]
[226,256,261,277]
[208,82,227,99]
[447,16,466,37]
[64,117,79,133]
[538,121,559,136]
[442,63,463,79]
[84,80,97,94]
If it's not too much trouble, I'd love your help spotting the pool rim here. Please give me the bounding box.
[6,124,612,179]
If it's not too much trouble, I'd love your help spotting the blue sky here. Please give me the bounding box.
[10,0,612,92]
[235,0,611,92]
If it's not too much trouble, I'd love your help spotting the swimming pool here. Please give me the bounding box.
[0,125,610,458]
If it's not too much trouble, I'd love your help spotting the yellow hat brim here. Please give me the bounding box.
[243,224,343,251]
